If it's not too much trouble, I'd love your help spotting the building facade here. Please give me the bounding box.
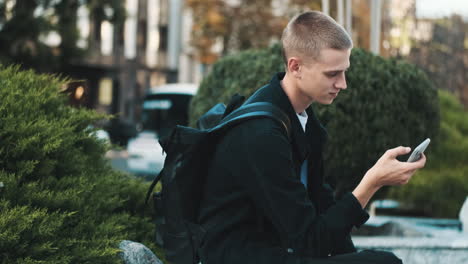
[70,0,202,125]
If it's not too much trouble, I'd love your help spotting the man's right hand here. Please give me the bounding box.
[352,146,427,208]
[366,146,426,187]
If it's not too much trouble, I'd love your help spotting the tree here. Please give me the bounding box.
[186,0,390,65]
[408,15,468,108]
[186,0,321,64]
[0,0,125,73]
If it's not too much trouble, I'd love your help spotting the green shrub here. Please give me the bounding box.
[0,65,160,263]
[190,44,440,198]
[389,90,468,217]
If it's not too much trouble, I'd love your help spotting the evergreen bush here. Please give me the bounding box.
[190,44,440,198]
[389,90,468,217]
[0,65,161,263]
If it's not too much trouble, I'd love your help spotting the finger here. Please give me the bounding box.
[405,154,427,170]
[403,177,411,185]
[395,176,410,185]
[400,178,410,185]
[386,146,411,159]
[413,153,427,168]
[401,173,413,184]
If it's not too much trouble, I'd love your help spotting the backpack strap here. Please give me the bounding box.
[212,102,291,139]
[196,94,247,130]
[196,103,225,130]
[145,169,163,205]
[144,124,180,205]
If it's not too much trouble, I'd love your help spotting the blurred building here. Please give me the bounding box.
[410,15,468,106]
[69,0,202,124]
[380,0,417,57]
[380,0,468,107]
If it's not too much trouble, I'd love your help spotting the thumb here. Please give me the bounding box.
[386,146,411,159]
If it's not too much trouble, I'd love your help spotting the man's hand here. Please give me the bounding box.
[352,146,427,208]
[366,146,426,187]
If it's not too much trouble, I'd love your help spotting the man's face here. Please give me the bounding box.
[296,48,351,105]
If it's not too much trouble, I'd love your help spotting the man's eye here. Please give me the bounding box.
[326,72,339,77]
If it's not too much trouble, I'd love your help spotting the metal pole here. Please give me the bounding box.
[345,0,352,38]
[322,0,330,16]
[167,0,183,82]
[370,0,382,55]
[337,0,344,26]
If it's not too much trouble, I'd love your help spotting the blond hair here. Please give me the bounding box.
[281,11,352,65]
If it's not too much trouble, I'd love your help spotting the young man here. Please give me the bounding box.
[197,11,426,264]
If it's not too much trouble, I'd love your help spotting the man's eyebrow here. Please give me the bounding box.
[325,67,349,72]
[324,68,349,74]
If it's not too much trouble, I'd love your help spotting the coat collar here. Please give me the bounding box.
[246,72,327,162]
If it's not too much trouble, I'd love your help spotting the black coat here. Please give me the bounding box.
[198,73,369,264]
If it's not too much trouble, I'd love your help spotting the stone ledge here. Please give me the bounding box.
[119,240,164,264]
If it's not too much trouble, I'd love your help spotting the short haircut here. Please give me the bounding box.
[281,11,352,65]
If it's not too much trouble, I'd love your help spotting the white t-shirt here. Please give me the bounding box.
[296,111,308,131]
[296,112,308,188]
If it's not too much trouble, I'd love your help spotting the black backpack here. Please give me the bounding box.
[145,95,291,264]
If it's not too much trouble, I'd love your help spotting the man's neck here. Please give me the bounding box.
[280,72,312,114]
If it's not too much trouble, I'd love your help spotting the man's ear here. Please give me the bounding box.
[287,57,301,79]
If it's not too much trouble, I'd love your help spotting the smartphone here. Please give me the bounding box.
[407,138,431,162]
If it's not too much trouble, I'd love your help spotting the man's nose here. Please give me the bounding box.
[335,73,347,90]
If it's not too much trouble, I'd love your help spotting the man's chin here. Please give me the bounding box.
[325,94,339,104]
[317,98,335,105]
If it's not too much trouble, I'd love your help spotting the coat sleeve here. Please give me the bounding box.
[318,183,336,213]
[226,120,368,258]
[318,183,358,255]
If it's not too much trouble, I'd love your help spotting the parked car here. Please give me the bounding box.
[127,83,198,176]
[127,131,165,177]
